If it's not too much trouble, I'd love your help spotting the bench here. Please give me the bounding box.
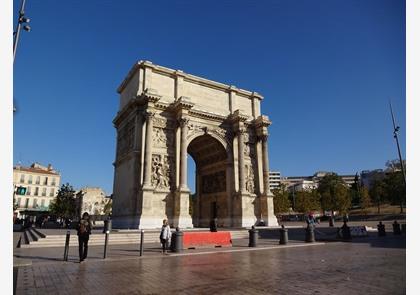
[183,232,232,249]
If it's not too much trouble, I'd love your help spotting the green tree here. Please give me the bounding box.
[349,173,361,206]
[49,183,77,219]
[317,173,351,215]
[360,186,371,214]
[369,177,386,214]
[384,172,405,213]
[294,189,321,214]
[103,199,112,215]
[272,184,291,214]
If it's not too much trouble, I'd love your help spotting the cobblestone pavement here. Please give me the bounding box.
[15,235,405,295]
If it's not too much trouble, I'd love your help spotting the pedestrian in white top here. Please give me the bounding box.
[160,219,172,254]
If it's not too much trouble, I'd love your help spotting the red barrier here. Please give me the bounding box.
[183,232,232,249]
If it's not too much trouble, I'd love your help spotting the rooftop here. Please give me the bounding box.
[14,163,60,176]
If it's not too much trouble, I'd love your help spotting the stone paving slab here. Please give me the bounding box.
[15,235,405,295]
[14,237,312,266]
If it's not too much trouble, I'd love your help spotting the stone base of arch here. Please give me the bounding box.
[260,194,278,226]
[173,189,194,228]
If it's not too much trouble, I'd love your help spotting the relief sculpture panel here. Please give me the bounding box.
[151,154,174,190]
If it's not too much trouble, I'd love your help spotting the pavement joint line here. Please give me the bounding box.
[167,242,327,257]
[16,242,331,267]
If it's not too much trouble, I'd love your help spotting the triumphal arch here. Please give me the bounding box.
[112,61,277,229]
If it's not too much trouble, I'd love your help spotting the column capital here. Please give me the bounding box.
[235,126,246,136]
[143,110,155,120]
[178,117,190,128]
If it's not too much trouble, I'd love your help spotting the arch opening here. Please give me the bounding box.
[187,134,229,227]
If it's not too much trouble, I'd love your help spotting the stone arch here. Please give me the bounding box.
[187,133,230,227]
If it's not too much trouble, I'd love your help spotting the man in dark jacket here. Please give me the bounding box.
[77,212,92,263]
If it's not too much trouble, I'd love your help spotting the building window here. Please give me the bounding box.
[34,187,39,196]
[42,188,47,196]
[41,199,45,208]
[51,178,56,186]
[25,198,29,208]
[17,198,21,207]
[20,174,25,183]
[26,187,31,195]
[44,177,48,185]
[36,176,40,184]
[49,188,54,197]
[28,175,33,184]
[33,198,38,208]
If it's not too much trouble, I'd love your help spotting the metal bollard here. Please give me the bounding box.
[140,229,144,256]
[63,230,70,261]
[171,227,183,253]
[341,221,352,241]
[329,216,335,227]
[305,224,315,243]
[392,220,401,235]
[377,221,386,237]
[103,229,110,259]
[248,226,258,247]
[279,225,288,245]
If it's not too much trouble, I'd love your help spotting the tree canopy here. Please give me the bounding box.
[272,183,291,214]
[317,173,351,214]
[49,183,77,219]
[294,189,321,214]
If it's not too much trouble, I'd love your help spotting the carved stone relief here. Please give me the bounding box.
[153,127,175,148]
[245,164,255,194]
[151,154,173,189]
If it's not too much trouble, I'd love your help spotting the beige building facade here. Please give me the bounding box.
[112,61,277,229]
[76,187,112,217]
[13,163,61,217]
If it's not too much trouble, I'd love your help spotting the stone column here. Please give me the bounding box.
[261,135,271,195]
[143,110,154,188]
[179,117,189,190]
[237,126,246,194]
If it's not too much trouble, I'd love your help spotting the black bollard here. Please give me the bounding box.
[248,226,258,247]
[305,224,315,243]
[140,229,144,256]
[103,229,110,259]
[329,215,335,227]
[341,221,352,241]
[171,227,184,253]
[63,230,70,261]
[392,220,401,235]
[377,221,386,237]
[402,224,406,234]
[279,225,288,245]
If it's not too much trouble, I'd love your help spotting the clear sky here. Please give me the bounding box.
[13,0,405,195]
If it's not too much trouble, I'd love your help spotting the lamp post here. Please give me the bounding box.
[13,0,31,63]
[389,101,406,185]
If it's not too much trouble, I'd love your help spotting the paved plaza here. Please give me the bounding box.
[14,234,405,295]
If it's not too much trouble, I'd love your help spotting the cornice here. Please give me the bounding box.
[116,60,264,101]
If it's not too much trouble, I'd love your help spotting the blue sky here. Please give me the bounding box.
[13,0,405,195]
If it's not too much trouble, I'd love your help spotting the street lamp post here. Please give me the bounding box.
[389,101,406,185]
[13,0,31,63]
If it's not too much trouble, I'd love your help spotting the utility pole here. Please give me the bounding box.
[13,0,31,63]
[389,101,406,185]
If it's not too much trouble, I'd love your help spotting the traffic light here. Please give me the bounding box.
[16,186,27,195]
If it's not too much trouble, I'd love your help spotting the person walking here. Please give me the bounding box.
[159,219,172,254]
[77,212,92,263]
